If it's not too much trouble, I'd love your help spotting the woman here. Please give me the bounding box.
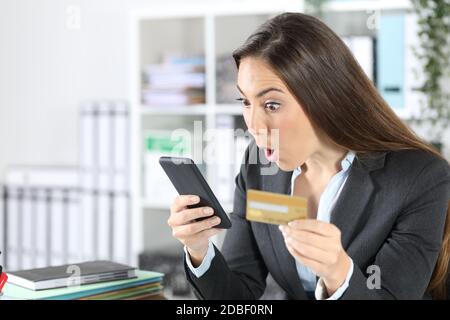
[167,12,450,300]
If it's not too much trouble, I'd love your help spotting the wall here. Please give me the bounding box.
[0,0,448,179]
[0,0,215,179]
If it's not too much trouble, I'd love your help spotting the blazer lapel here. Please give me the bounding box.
[259,151,387,299]
[262,168,307,299]
[330,152,387,249]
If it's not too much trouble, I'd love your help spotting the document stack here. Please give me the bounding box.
[141,54,206,106]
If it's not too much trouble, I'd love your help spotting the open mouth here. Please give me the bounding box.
[264,147,278,162]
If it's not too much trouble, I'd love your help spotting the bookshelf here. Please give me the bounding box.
[128,0,420,260]
[128,1,304,258]
[320,1,422,120]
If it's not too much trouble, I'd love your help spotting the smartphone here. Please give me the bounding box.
[159,156,232,229]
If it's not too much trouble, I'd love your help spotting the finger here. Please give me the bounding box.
[171,195,200,213]
[285,242,324,274]
[281,228,335,251]
[287,219,338,237]
[284,236,331,264]
[186,227,223,244]
[172,216,221,238]
[170,206,214,226]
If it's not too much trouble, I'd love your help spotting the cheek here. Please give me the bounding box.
[278,112,303,145]
[279,107,315,153]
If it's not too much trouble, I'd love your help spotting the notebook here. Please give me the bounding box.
[3,270,163,300]
[7,260,136,290]
[79,282,162,300]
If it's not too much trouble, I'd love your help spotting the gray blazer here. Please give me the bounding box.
[184,140,450,299]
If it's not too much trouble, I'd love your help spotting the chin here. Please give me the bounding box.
[276,159,296,172]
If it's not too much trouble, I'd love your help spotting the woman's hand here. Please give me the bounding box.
[279,219,351,296]
[168,195,223,267]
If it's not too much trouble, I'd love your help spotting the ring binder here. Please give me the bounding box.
[0,101,132,271]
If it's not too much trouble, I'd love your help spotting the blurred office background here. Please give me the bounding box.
[0,0,449,299]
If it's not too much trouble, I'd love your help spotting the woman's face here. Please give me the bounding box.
[237,57,322,172]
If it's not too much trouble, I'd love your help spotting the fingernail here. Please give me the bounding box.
[212,217,220,224]
[203,207,213,214]
[190,196,199,203]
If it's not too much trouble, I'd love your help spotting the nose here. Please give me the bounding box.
[245,106,267,139]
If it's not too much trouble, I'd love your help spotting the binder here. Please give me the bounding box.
[66,189,82,265]
[4,167,80,271]
[112,194,130,264]
[79,103,97,261]
[1,101,131,271]
[377,13,405,111]
[342,36,375,81]
[35,189,48,268]
[79,101,131,264]
[21,188,33,270]
[80,193,95,261]
[97,192,110,260]
[6,188,19,271]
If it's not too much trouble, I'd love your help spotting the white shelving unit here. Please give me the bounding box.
[320,1,421,120]
[128,1,304,258]
[127,0,419,259]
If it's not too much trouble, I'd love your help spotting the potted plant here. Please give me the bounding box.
[410,0,450,153]
[304,0,329,17]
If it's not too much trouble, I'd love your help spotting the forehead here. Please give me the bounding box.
[237,57,286,94]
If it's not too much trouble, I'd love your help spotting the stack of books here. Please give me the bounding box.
[141,54,206,106]
[216,53,239,104]
[2,261,164,300]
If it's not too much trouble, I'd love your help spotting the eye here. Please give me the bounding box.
[236,97,250,108]
[264,101,281,112]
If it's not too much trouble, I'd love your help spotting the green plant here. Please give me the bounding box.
[411,0,450,142]
[304,0,329,17]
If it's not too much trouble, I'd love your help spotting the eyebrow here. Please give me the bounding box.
[236,85,284,98]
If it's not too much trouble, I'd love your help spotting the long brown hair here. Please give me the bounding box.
[233,12,449,299]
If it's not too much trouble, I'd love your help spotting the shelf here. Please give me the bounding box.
[130,3,304,257]
[214,104,243,115]
[141,105,210,115]
[140,104,244,116]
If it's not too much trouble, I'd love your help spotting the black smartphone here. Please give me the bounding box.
[159,156,232,229]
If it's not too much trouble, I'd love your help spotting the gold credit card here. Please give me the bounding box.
[246,189,308,225]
